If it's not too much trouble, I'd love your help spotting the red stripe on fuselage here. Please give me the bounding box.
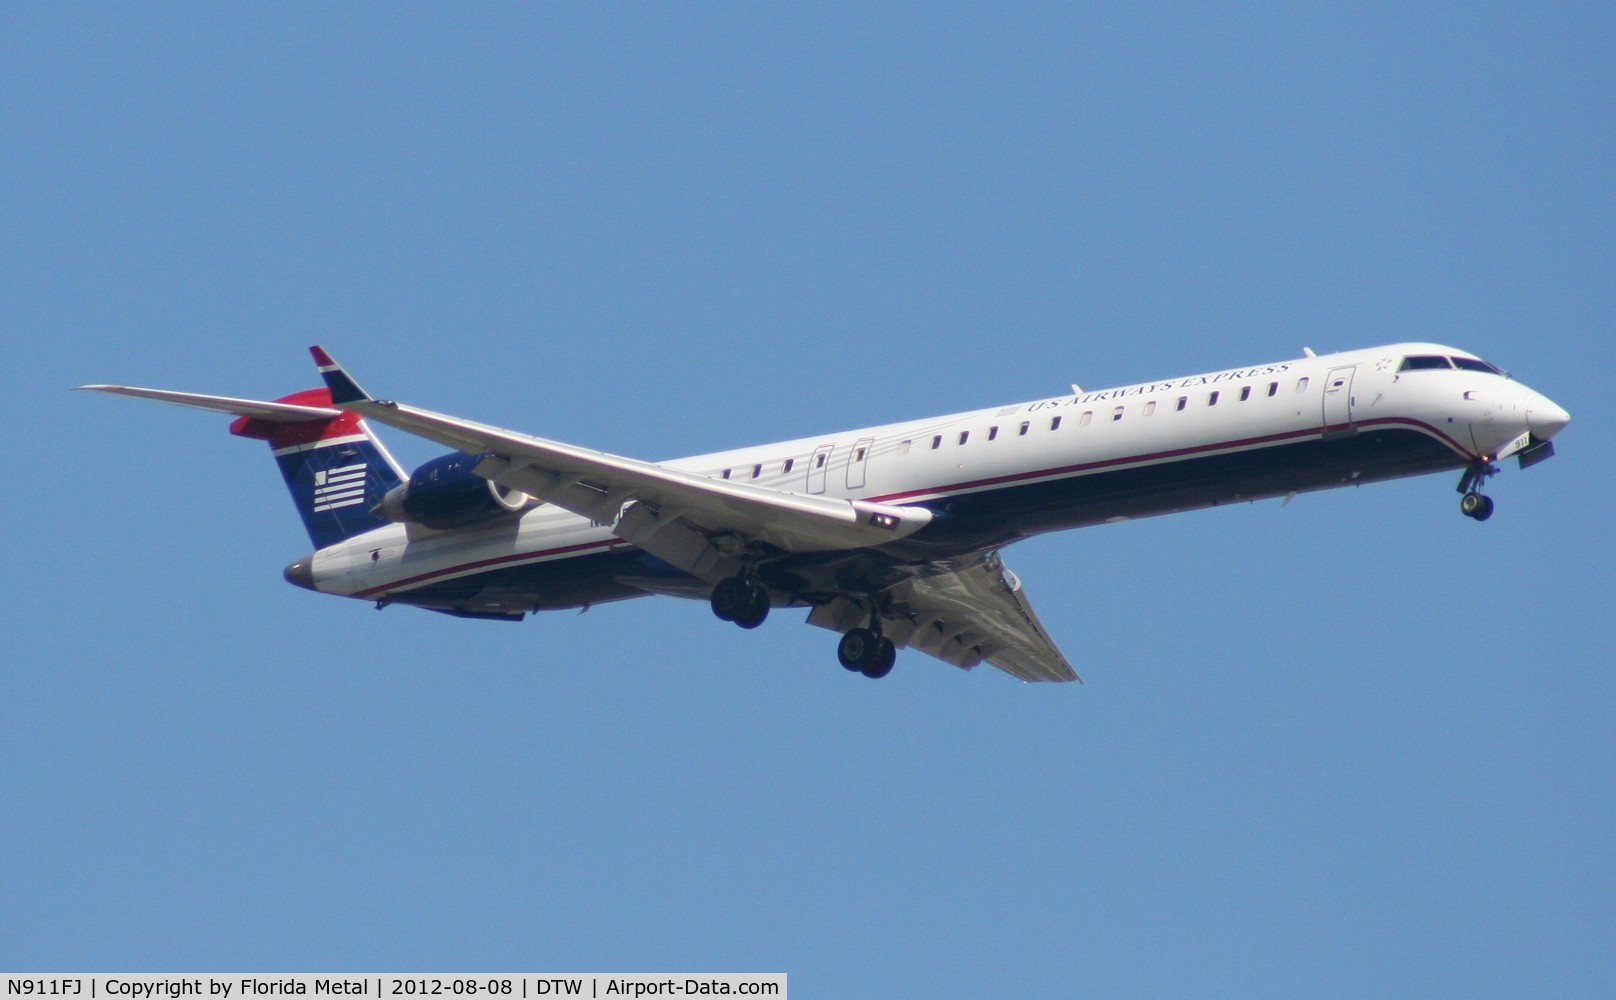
[866,417,1470,504]
[354,537,624,599]
[360,416,1472,599]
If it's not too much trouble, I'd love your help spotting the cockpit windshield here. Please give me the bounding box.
[1451,356,1507,376]
[1398,355,1452,371]
[1398,354,1508,377]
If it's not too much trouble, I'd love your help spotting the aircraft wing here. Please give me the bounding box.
[308,348,934,579]
[807,551,1080,683]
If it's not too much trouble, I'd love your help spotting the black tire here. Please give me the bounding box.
[710,577,749,621]
[1460,492,1486,519]
[734,587,770,630]
[862,637,897,679]
[1473,495,1495,521]
[838,628,877,671]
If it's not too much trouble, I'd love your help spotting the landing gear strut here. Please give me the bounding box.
[837,626,896,679]
[710,575,769,630]
[1457,459,1499,522]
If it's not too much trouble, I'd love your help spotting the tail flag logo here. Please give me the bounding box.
[313,463,369,512]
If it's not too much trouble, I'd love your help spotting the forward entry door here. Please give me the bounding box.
[1322,365,1357,437]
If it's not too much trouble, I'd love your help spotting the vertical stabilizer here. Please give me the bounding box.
[228,388,406,547]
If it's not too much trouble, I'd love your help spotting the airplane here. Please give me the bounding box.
[81,343,1569,683]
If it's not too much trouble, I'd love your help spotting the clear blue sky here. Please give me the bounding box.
[5,5,1612,995]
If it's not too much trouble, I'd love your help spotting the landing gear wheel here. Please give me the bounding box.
[733,586,770,630]
[838,628,878,672]
[1457,460,1499,522]
[837,629,895,678]
[1460,491,1495,521]
[862,637,897,679]
[710,576,750,622]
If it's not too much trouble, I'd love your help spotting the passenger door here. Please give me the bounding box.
[1322,365,1357,437]
[808,443,835,494]
[845,437,875,492]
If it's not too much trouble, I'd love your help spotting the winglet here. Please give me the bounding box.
[309,345,372,405]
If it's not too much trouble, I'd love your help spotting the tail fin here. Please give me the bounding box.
[229,388,406,547]
[80,384,406,548]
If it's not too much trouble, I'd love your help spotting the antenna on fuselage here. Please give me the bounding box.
[1070,384,1083,394]
[1303,347,1317,358]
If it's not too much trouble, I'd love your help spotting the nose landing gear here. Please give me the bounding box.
[1460,491,1495,521]
[1457,459,1499,521]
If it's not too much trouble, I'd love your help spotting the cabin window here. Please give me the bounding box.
[783,458,794,473]
[1050,416,1062,431]
[1267,382,1278,397]
[1019,421,1030,436]
[751,464,761,479]
[1079,411,1093,427]
[1112,406,1125,421]
[931,435,942,450]
[816,453,826,468]
[1239,386,1251,401]
[1176,396,1187,411]
[958,431,969,445]
[722,469,732,480]
[1208,391,1220,405]
[1296,377,1309,393]
[1144,401,1157,416]
[899,439,912,455]
[988,426,999,441]
[854,447,866,462]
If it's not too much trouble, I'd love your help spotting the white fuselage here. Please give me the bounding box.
[302,343,1568,614]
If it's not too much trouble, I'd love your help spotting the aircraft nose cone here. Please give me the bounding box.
[1528,396,1571,441]
[283,557,316,591]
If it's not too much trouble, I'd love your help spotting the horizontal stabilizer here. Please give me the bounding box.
[76,385,341,422]
[81,382,406,548]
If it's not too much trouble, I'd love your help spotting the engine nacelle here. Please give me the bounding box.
[375,452,534,529]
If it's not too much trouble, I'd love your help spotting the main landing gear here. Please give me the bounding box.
[1457,459,1499,522]
[710,575,770,630]
[838,626,896,679]
[710,575,898,679]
